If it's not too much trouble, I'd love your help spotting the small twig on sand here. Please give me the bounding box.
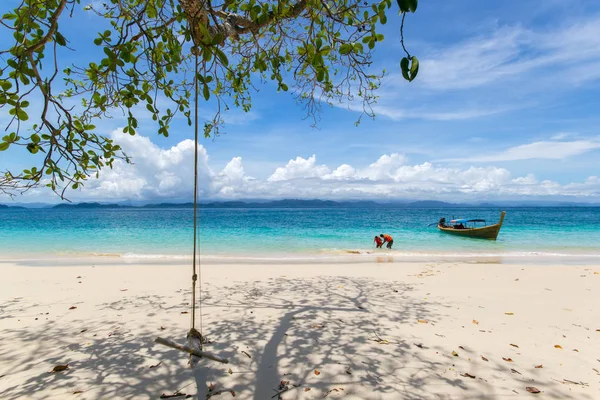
[149,361,162,369]
[552,378,588,386]
[372,331,394,344]
[159,392,187,399]
[564,379,588,386]
[271,387,290,398]
[207,389,236,398]
[272,382,300,399]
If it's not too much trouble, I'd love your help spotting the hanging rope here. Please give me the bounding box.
[190,51,203,340]
[153,42,230,368]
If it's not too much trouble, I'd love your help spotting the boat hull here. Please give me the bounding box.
[437,211,506,240]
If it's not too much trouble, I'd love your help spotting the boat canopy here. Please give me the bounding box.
[449,218,486,224]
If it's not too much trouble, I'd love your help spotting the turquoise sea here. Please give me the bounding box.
[1,207,600,261]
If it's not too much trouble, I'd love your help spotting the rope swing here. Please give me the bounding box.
[154,52,229,366]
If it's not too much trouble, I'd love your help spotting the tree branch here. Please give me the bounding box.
[203,0,308,41]
[22,0,69,56]
[400,12,410,58]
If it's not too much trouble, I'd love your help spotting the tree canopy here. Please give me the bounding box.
[0,0,418,198]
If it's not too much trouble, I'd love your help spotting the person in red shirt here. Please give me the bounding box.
[373,235,383,248]
[379,233,394,249]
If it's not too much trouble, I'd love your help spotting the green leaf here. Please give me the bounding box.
[55,32,67,46]
[73,120,83,131]
[0,142,9,151]
[147,4,157,18]
[316,69,325,83]
[397,0,417,13]
[400,57,410,81]
[212,33,225,45]
[203,84,210,100]
[339,43,353,55]
[31,134,40,143]
[409,0,418,12]
[409,56,419,81]
[16,109,29,121]
[121,51,131,62]
[103,47,115,58]
[202,48,212,62]
[19,74,30,85]
[203,123,213,138]
[26,143,39,154]
[215,48,229,67]
[396,0,408,12]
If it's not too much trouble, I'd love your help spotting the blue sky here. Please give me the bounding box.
[1,0,600,203]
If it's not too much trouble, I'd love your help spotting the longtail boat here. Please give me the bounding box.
[436,211,506,240]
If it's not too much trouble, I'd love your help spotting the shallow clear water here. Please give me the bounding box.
[1,207,599,259]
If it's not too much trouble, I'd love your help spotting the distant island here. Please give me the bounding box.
[47,199,486,209]
[2,199,599,209]
[20,199,597,209]
[0,204,26,210]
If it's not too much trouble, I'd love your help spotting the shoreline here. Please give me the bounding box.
[2,249,600,266]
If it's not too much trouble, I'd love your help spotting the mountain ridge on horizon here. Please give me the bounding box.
[1,199,599,209]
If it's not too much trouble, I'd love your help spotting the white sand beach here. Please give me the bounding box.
[1,258,599,399]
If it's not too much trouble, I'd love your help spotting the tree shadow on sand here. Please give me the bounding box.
[0,275,593,399]
[190,276,591,399]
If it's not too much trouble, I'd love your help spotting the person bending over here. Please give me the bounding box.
[374,235,383,248]
[380,233,394,249]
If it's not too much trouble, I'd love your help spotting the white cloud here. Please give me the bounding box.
[419,26,529,90]
[94,134,600,201]
[512,174,538,185]
[219,157,246,184]
[213,157,259,197]
[443,138,600,162]
[323,164,356,180]
[360,103,508,121]
[550,132,576,141]
[349,15,600,122]
[74,130,213,200]
[15,133,600,202]
[419,17,600,91]
[268,155,330,182]
[359,153,407,180]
